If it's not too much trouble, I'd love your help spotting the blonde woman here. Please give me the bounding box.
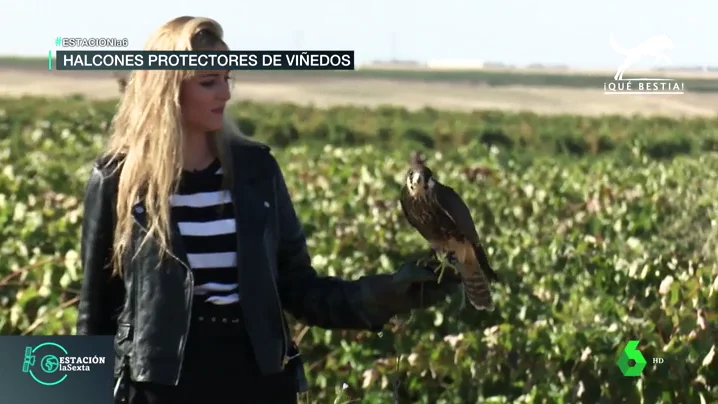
[76,16,459,404]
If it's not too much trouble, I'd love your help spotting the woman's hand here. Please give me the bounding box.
[360,259,462,318]
[391,262,463,310]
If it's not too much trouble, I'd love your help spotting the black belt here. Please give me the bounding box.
[191,301,244,325]
[195,315,242,324]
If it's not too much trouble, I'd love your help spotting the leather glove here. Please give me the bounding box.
[357,261,462,328]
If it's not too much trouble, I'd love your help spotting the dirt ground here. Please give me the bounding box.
[1,68,718,117]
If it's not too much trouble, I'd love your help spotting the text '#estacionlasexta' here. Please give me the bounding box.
[59,52,353,69]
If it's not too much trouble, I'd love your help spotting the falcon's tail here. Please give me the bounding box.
[459,253,495,312]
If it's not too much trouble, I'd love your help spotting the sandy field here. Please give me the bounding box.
[1,68,718,118]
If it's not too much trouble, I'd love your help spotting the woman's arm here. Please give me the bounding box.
[271,157,449,331]
[76,163,125,335]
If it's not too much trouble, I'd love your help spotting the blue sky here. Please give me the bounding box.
[1,0,715,69]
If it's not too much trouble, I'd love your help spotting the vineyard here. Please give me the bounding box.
[0,96,716,403]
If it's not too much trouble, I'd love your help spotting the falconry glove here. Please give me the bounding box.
[358,262,461,325]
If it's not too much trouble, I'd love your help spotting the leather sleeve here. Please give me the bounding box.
[271,156,393,331]
[75,164,125,335]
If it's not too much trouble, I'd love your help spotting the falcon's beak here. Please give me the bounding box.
[406,169,434,197]
[406,171,421,196]
[411,171,423,186]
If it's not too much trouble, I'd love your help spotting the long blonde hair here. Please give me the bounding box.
[104,16,240,276]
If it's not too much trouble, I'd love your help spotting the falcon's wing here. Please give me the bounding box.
[436,182,499,307]
[434,182,480,243]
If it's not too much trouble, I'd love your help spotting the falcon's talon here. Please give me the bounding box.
[433,252,458,284]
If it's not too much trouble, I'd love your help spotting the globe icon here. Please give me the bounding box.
[40,355,59,374]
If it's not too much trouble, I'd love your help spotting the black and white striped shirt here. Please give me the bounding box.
[171,158,239,305]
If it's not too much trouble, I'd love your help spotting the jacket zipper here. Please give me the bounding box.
[270,257,293,368]
[279,284,289,367]
[263,185,291,369]
[175,257,194,385]
[134,201,194,386]
[267,248,290,368]
[280,315,290,367]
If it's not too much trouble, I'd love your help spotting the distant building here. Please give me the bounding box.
[358,60,424,69]
[483,62,511,69]
[525,63,569,71]
[426,60,485,69]
[366,59,422,66]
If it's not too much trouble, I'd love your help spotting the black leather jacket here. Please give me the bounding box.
[76,135,398,389]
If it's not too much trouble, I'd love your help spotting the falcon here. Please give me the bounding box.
[400,163,498,311]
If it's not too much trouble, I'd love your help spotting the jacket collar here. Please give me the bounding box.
[222,135,272,185]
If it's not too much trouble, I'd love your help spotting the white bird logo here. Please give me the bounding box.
[609,33,674,80]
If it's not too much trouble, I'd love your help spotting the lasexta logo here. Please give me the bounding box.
[20,342,106,386]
